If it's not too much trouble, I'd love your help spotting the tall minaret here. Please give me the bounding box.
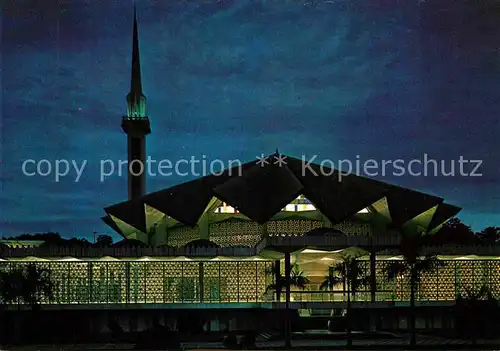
[122,6,151,200]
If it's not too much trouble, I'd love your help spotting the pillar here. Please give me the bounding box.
[284,252,291,305]
[199,262,204,303]
[274,260,281,301]
[284,252,292,348]
[199,213,209,240]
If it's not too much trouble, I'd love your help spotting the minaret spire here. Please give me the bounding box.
[122,4,151,201]
[130,4,142,94]
[126,3,146,118]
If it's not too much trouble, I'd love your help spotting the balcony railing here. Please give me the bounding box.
[286,290,461,303]
[122,116,149,121]
[265,235,401,248]
[0,245,258,258]
[4,289,463,307]
[287,290,393,303]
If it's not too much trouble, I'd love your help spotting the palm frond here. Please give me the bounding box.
[478,284,491,299]
[319,280,330,291]
[398,235,427,264]
[458,284,497,304]
[385,261,408,281]
[294,276,310,289]
[331,262,346,275]
[0,263,54,307]
[347,260,364,278]
[265,283,278,294]
[352,276,371,292]
[264,264,276,276]
[319,275,342,290]
[291,268,310,289]
[415,254,444,272]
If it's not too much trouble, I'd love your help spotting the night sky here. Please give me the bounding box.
[2,0,499,241]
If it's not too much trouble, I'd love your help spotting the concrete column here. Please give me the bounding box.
[284,253,291,305]
[369,214,388,303]
[275,260,281,301]
[284,252,292,348]
[199,262,204,303]
[199,213,209,240]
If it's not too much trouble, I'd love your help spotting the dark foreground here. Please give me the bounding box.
[4,335,500,351]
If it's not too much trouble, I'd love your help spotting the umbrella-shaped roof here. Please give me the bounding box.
[214,159,304,224]
[103,153,460,245]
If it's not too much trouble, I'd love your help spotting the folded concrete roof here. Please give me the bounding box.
[103,153,460,243]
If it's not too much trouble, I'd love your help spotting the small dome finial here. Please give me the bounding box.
[275,148,280,155]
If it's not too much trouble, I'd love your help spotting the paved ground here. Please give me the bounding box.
[4,338,500,350]
[183,338,492,349]
[4,334,500,350]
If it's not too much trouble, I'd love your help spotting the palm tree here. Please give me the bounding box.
[456,284,498,345]
[0,263,54,342]
[319,255,370,347]
[384,235,443,347]
[320,248,370,297]
[265,263,310,300]
[265,262,309,348]
[0,263,53,307]
[337,259,371,300]
[320,266,342,294]
[290,265,310,290]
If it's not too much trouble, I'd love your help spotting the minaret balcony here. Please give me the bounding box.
[122,115,150,121]
[122,115,151,135]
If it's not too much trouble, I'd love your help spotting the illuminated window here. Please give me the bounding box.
[214,202,239,214]
[282,195,316,212]
[357,208,369,213]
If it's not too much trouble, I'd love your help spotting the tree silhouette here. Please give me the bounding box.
[0,263,54,342]
[0,263,53,308]
[7,232,61,242]
[456,284,499,344]
[320,255,369,347]
[385,235,443,347]
[6,232,92,247]
[477,227,500,245]
[320,266,342,292]
[265,262,308,348]
[95,234,113,247]
[265,263,309,299]
[432,218,477,245]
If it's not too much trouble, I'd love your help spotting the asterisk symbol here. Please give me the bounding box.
[256,154,269,167]
[273,154,288,167]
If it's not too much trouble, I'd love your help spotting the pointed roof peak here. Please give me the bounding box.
[133,1,138,23]
[130,3,143,95]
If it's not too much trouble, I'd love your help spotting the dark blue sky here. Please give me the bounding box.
[1,0,499,241]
